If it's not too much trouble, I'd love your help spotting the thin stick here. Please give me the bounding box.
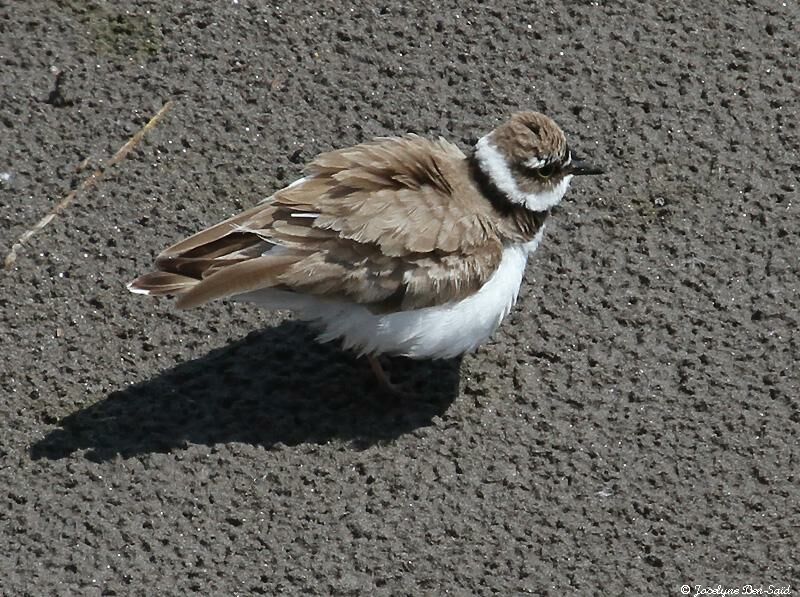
[4,100,175,270]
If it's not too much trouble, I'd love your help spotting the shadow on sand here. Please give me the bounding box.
[31,321,462,461]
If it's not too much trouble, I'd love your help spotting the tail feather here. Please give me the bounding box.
[128,253,298,308]
[174,254,296,309]
[127,271,199,297]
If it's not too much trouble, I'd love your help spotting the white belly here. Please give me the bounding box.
[241,232,543,359]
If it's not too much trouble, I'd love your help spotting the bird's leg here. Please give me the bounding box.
[367,354,404,397]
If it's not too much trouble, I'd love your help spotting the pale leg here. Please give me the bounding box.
[367,354,403,396]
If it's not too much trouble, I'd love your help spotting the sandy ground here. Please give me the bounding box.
[1,1,797,594]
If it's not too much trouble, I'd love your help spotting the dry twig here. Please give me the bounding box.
[4,100,175,270]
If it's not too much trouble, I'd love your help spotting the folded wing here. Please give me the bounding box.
[129,135,504,311]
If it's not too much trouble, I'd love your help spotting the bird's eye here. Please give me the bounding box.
[536,163,557,179]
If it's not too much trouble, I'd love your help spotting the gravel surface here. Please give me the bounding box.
[1,1,797,594]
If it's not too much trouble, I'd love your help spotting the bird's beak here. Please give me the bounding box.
[569,157,604,176]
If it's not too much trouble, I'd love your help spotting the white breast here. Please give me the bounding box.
[240,229,545,359]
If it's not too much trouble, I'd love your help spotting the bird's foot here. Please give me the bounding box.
[366,354,407,399]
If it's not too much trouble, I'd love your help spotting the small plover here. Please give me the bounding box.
[129,111,603,389]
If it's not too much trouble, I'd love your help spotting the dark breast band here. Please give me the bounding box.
[467,151,549,241]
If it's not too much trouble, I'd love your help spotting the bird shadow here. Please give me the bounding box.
[31,321,462,462]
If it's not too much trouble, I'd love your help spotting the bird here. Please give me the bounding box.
[128,111,603,392]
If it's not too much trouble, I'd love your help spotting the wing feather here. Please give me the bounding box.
[129,135,507,311]
[175,254,298,309]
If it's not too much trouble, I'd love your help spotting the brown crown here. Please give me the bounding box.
[488,111,568,165]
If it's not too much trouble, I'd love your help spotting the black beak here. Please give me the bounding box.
[569,157,604,176]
